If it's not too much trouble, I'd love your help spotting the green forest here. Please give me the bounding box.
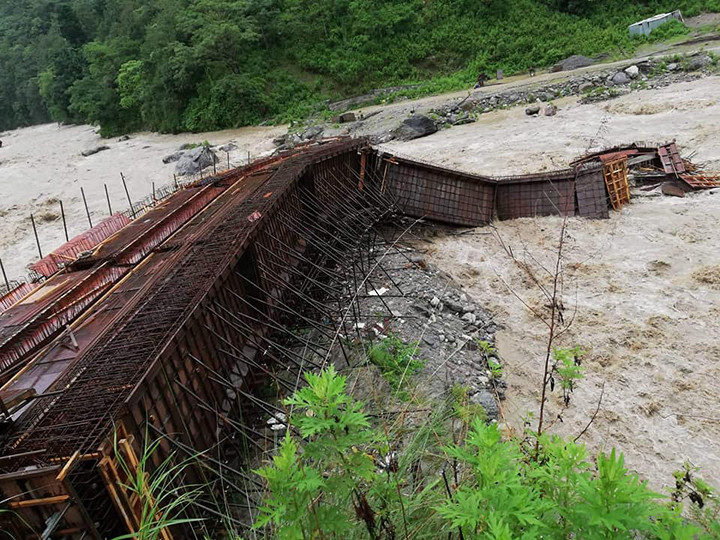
[1,0,719,136]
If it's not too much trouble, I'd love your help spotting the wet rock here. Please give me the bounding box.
[525,104,541,116]
[445,299,463,313]
[430,296,440,307]
[662,181,688,198]
[273,134,287,146]
[625,65,640,79]
[218,143,238,152]
[471,390,499,420]
[301,125,324,140]
[462,312,477,324]
[175,146,219,176]
[423,335,438,347]
[609,71,630,86]
[393,115,438,141]
[667,62,678,71]
[163,151,185,164]
[117,135,130,142]
[544,103,558,116]
[81,145,110,157]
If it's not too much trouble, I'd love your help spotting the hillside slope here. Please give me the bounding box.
[0,0,718,136]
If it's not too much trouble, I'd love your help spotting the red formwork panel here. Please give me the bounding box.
[0,264,128,382]
[0,282,37,314]
[29,214,132,277]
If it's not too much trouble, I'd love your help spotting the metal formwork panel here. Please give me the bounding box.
[384,159,494,226]
[658,142,685,174]
[0,282,37,314]
[495,178,576,220]
[575,166,609,219]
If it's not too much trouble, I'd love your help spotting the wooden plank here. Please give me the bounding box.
[55,451,80,482]
[8,495,70,509]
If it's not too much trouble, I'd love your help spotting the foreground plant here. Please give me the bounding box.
[254,367,718,539]
[255,366,407,539]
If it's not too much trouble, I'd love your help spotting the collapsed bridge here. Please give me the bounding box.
[0,138,671,538]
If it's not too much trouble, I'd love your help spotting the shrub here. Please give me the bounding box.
[368,335,425,400]
[254,367,718,539]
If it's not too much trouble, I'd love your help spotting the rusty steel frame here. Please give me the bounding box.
[0,139,387,538]
[1,140,619,538]
[378,152,610,224]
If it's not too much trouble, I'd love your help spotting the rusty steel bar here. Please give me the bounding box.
[0,258,9,291]
[30,214,42,259]
[120,173,135,219]
[104,185,113,216]
[60,200,69,242]
[80,187,93,228]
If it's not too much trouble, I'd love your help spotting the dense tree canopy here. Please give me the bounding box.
[0,0,718,135]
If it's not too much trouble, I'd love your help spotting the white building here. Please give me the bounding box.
[628,11,684,37]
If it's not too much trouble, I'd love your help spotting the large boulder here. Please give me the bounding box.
[686,54,712,71]
[162,151,185,164]
[81,145,110,157]
[301,125,324,140]
[608,71,630,86]
[218,142,238,152]
[551,55,594,73]
[662,181,690,198]
[624,65,640,79]
[544,103,558,116]
[393,115,437,140]
[175,146,218,176]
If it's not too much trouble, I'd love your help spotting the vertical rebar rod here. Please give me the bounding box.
[59,200,69,242]
[121,172,136,218]
[30,214,42,259]
[173,173,178,190]
[80,187,93,228]
[226,151,230,170]
[104,184,113,215]
[0,258,10,290]
[152,182,156,203]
